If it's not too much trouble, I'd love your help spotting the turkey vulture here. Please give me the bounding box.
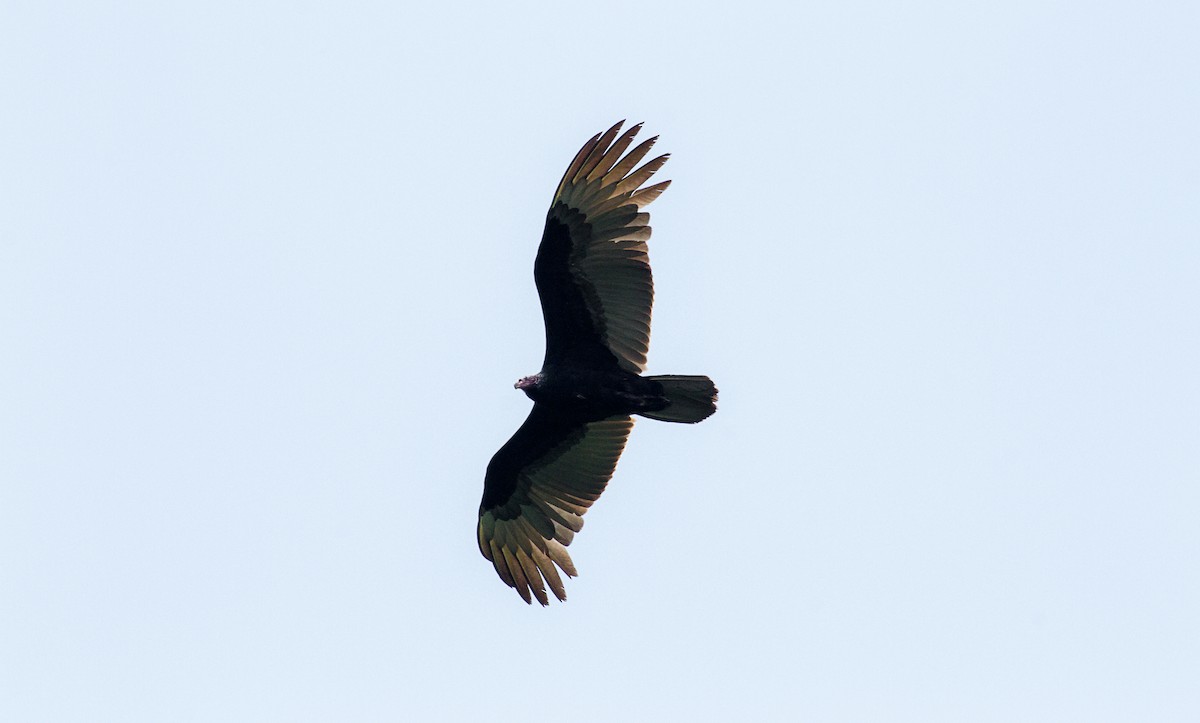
[477,121,718,605]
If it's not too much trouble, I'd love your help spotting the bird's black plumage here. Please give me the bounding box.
[477,122,717,605]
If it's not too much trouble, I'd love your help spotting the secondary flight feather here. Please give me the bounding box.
[478,121,717,605]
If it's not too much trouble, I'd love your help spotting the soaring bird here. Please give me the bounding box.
[477,122,717,605]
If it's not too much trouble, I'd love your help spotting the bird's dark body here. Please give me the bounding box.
[521,366,668,419]
[476,122,717,604]
[480,369,666,512]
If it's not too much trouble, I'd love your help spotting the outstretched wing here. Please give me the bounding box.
[478,405,634,605]
[535,121,670,373]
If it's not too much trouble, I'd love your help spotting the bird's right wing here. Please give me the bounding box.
[478,405,634,605]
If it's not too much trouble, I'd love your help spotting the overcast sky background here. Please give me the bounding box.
[2,2,1197,721]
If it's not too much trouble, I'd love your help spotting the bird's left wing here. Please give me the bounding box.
[478,405,634,605]
[534,121,670,373]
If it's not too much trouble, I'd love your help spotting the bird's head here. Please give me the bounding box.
[514,373,543,392]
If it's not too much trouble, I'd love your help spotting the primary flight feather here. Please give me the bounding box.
[478,121,718,605]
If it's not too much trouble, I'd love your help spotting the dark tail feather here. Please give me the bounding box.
[641,375,718,423]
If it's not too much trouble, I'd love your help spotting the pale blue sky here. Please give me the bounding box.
[2,1,1197,721]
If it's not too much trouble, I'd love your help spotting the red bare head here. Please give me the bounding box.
[514,374,542,390]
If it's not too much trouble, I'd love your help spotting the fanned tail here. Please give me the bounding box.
[641,375,718,423]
